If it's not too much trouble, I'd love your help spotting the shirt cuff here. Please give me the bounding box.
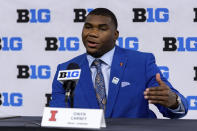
[168,95,185,114]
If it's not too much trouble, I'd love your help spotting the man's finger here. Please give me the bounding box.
[144,90,168,96]
[148,100,166,106]
[156,73,165,86]
[144,95,168,101]
[145,86,168,92]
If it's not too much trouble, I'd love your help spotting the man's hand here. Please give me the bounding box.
[144,73,179,109]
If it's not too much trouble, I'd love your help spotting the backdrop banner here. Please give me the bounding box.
[0,0,196,119]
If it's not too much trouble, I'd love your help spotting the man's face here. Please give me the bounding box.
[82,15,119,58]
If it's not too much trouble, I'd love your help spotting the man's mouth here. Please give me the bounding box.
[87,40,98,48]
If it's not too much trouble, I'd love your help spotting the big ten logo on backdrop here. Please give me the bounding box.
[132,8,169,22]
[45,37,79,51]
[0,37,23,51]
[73,8,94,22]
[163,37,197,51]
[187,96,197,110]
[194,8,197,22]
[16,9,50,23]
[45,93,51,107]
[0,92,23,107]
[117,37,139,51]
[194,67,197,81]
[159,66,169,80]
[17,65,51,79]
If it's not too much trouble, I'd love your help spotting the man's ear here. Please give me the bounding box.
[114,30,119,41]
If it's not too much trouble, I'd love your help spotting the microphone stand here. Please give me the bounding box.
[64,81,75,108]
[70,91,74,108]
[65,90,70,108]
[70,82,76,108]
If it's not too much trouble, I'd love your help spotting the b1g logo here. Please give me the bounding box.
[58,69,81,82]
[17,65,51,79]
[194,8,197,22]
[187,96,197,110]
[17,9,50,23]
[0,37,22,51]
[45,37,79,51]
[159,66,169,80]
[194,67,197,81]
[133,8,169,22]
[0,92,23,107]
[163,37,197,52]
[57,69,81,84]
[117,37,139,51]
[74,8,93,22]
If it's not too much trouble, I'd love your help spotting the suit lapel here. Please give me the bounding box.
[78,55,99,108]
[105,47,128,117]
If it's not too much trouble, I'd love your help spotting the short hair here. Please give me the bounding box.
[87,8,118,29]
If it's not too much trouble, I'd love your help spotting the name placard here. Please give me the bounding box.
[41,107,106,129]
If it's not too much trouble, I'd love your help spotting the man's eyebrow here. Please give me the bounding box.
[99,24,108,26]
[84,23,108,27]
[84,22,92,25]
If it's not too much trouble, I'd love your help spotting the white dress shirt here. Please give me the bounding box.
[86,47,115,97]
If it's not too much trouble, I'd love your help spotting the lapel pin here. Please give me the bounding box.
[112,77,119,85]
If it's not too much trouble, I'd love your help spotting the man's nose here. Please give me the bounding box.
[88,28,99,38]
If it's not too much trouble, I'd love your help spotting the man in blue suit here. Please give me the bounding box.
[50,8,188,118]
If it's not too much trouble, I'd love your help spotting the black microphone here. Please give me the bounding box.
[57,62,81,108]
[64,63,80,99]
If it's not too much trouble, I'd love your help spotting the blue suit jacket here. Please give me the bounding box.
[50,46,188,118]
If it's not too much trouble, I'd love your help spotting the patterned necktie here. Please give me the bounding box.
[93,59,106,110]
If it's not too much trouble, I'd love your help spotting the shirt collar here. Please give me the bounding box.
[86,46,115,67]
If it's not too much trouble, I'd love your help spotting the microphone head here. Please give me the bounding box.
[62,63,80,93]
[67,63,80,70]
[57,62,81,84]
